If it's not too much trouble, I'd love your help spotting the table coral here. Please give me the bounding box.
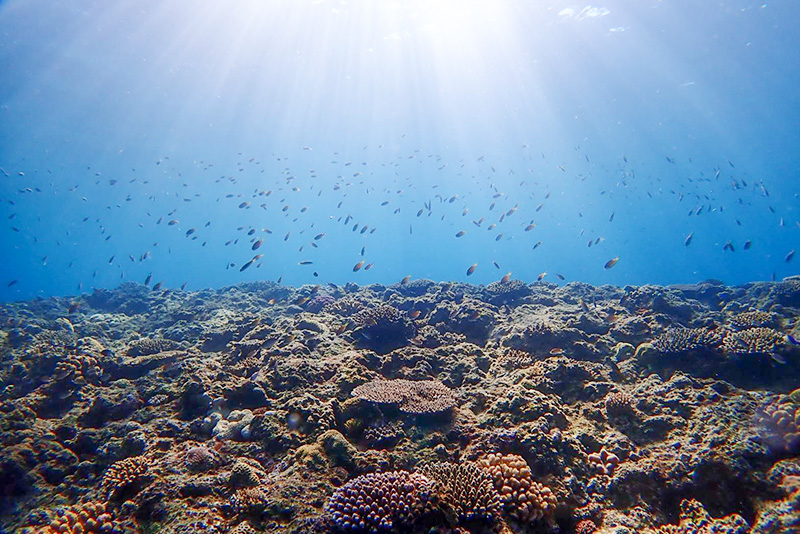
[351,378,456,414]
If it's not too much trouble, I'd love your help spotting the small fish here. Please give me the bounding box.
[492,261,500,269]
[152,281,163,291]
[455,230,466,238]
[743,240,752,250]
[787,250,796,263]
[549,347,565,356]
[409,310,422,319]
[524,223,535,232]
[723,241,735,252]
[537,272,547,281]
[684,232,693,246]
[67,302,80,314]
[238,202,250,209]
[144,273,152,286]
[533,241,542,250]
[185,228,196,236]
[501,272,511,283]
[298,261,313,265]
[364,263,374,270]
[360,246,365,256]
[555,273,565,280]
[314,233,326,240]
[609,212,615,222]
[400,275,411,285]
[353,260,365,272]
[466,263,477,276]
[240,260,254,272]
[495,233,503,241]
[604,257,620,269]
[535,203,544,212]
[252,239,263,250]
[284,232,291,241]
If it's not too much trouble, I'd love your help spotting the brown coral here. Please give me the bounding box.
[229,458,266,488]
[231,486,271,516]
[575,519,597,534]
[101,456,150,499]
[127,337,176,356]
[422,461,503,525]
[475,453,557,523]
[352,379,456,414]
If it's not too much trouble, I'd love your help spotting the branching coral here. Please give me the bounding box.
[422,461,503,525]
[475,453,557,523]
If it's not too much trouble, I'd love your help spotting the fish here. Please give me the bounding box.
[314,233,326,240]
[185,228,196,236]
[240,259,255,272]
[67,302,80,314]
[723,241,735,252]
[400,275,411,285]
[455,231,466,238]
[609,212,615,222]
[353,260,365,271]
[298,261,313,265]
[364,263,374,270]
[549,348,565,355]
[152,281,163,291]
[524,223,535,232]
[535,203,544,212]
[409,310,422,319]
[284,232,291,241]
[466,263,477,276]
[493,261,500,269]
[252,239,263,250]
[743,240,752,250]
[238,202,250,209]
[787,250,796,263]
[533,241,542,250]
[144,273,152,286]
[501,272,511,283]
[537,272,547,281]
[555,273,565,280]
[684,232,693,246]
[604,257,620,269]
[495,233,503,241]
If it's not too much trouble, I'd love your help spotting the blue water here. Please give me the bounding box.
[1,0,798,302]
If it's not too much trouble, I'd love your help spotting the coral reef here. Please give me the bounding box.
[1,279,799,534]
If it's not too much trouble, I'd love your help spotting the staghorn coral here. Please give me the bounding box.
[646,498,748,533]
[729,310,779,330]
[325,470,435,532]
[101,456,150,499]
[651,327,723,353]
[422,461,503,525]
[351,379,456,414]
[127,337,177,356]
[758,394,800,454]
[475,453,557,523]
[722,327,787,358]
[33,500,126,533]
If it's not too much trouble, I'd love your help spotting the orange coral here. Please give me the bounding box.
[34,501,123,533]
[101,456,150,498]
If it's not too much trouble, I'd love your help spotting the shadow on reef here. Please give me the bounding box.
[0,278,799,533]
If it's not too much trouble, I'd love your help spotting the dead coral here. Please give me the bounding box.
[351,378,456,414]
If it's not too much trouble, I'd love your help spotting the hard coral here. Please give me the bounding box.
[422,461,503,525]
[229,458,266,488]
[574,519,597,534]
[758,394,800,454]
[729,310,779,330]
[722,327,787,357]
[587,448,620,476]
[475,453,557,523]
[231,486,271,516]
[646,498,748,533]
[484,279,531,305]
[325,470,435,532]
[651,327,723,353]
[604,391,636,418]
[127,337,176,356]
[101,456,150,499]
[352,379,456,414]
[322,297,366,317]
[34,501,125,533]
[351,305,414,354]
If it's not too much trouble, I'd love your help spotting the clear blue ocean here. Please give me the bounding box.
[1,0,798,301]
